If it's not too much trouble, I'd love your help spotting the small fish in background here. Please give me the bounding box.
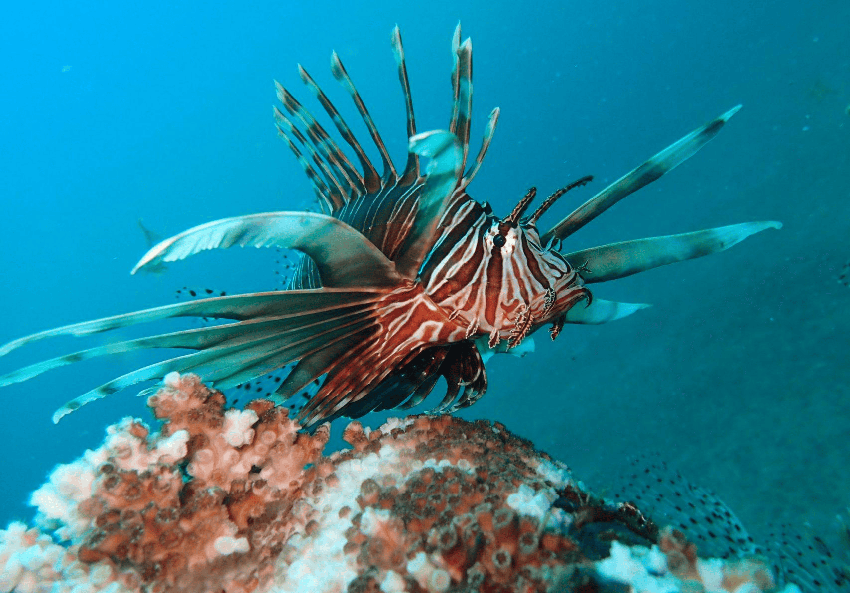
[838,261,850,288]
[839,505,850,551]
[608,454,850,592]
[229,369,321,415]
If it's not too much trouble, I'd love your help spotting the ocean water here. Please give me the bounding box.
[1,0,848,571]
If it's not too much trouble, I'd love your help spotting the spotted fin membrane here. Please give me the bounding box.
[228,368,321,415]
[169,248,322,410]
[608,454,850,592]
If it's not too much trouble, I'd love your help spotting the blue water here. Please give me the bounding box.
[1,0,848,558]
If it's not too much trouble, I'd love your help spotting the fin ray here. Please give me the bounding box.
[459,107,499,191]
[565,221,782,283]
[391,26,419,185]
[274,106,346,210]
[275,81,363,201]
[331,52,397,184]
[543,105,742,243]
[0,289,383,357]
[297,66,380,193]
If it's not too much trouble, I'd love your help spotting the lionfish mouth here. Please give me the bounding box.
[0,24,780,429]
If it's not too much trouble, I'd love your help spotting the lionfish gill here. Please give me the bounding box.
[0,25,780,428]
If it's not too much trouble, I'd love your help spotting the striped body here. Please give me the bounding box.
[0,25,780,428]
[419,197,588,347]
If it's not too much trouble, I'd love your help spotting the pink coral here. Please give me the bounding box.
[324,415,581,592]
[0,373,786,593]
[74,373,327,592]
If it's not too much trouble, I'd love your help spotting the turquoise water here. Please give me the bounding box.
[1,0,848,564]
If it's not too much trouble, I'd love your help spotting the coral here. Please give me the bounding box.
[7,373,327,593]
[0,373,795,592]
[276,414,582,592]
[594,527,779,593]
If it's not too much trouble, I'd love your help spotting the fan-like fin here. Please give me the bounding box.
[52,332,284,423]
[563,299,651,325]
[297,339,374,426]
[401,374,444,410]
[0,289,383,358]
[297,65,380,194]
[453,38,473,173]
[0,317,288,388]
[448,23,462,136]
[294,282,464,428]
[446,350,486,412]
[0,303,380,389]
[430,342,486,413]
[51,313,373,424]
[208,315,375,391]
[274,109,344,211]
[275,81,363,201]
[391,25,419,186]
[132,211,403,288]
[367,346,449,412]
[2,295,381,387]
[542,105,742,244]
[272,338,357,402]
[396,367,446,410]
[274,121,333,211]
[395,131,465,279]
[331,51,397,184]
[17,288,389,422]
[459,107,499,191]
[565,221,782,284]
[430,381,463,414]
[273,106,346,206]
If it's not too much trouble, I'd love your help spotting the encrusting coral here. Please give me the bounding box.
[0,374,794,593]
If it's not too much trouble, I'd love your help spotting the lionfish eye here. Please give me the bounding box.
[493,234,506,248]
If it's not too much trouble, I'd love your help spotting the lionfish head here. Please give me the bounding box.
[475,176,596,345]
[489,175,594,254]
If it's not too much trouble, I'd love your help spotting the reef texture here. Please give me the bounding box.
[0,373,796,593]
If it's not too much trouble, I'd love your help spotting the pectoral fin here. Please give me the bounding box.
[565,221,782,283]
[132,211,402,288]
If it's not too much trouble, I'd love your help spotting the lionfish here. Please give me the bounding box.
[0,25,780,429]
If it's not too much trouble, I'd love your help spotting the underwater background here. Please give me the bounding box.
[1,0,848,562]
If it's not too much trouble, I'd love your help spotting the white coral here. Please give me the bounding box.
[223,409,259,447]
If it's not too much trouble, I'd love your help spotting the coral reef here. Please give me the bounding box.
[0,374,797,592]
